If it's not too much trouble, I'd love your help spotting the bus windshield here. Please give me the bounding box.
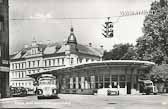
[39,79,55,85]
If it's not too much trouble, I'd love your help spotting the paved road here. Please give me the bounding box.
[0,94,168,109]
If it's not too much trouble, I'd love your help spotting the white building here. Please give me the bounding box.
[10,27,104,89]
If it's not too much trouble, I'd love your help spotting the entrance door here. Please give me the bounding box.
[127,82,131,94]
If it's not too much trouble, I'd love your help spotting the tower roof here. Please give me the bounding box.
[67,27,77,44]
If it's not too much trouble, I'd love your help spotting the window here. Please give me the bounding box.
[119,75,126,81]
[90,76,95,89]
[44,60,47,66]
[70,77,73,89]
[28,61,31,68]
[70,58,74,65]
[86,58,89,62]
[21,63,23,69]
[18,72,20,78]
[32,61,35,67]
[104,75,110,88]
[57,58,60,65]
[79,58,82,63]
[62,58,64,65]
[37,60,40,67]
[104,75,110,82]
[53,59,55,66]
[119,82,125,88]
[49,60,51,66]
[28,70,31,74]
[19,63,20,69]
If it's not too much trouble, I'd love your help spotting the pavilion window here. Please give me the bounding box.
[73,77,76,89]
[70,77,73,89]
[81,77,85,89]
[119,75,126,81]
[99,75,103,88]
[119,75,126,88]
[78,77,81,89]
[95,76,99,89]
[66,78,70,89]
[90,76,95,89]
[84,76,90,89]
[104,74,110,88]
[111,75,118,88]
[119,82,125,88]
[75,77,79,89]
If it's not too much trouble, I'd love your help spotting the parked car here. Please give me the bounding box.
[25,88,35,95]
[142,80,158,95]
[10,87,27,97]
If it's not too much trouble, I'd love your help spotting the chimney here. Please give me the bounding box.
[89,43,92,47]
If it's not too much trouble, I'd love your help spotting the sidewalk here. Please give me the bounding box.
[0,96,26,102]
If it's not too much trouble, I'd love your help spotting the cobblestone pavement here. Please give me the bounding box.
[0,94,168,109]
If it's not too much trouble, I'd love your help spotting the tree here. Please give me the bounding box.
[103,43,136,60]
[136,1,168,65]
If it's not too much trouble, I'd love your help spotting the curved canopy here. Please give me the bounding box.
[28,60,155,79]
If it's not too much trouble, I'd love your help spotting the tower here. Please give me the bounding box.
[66,27,78,53]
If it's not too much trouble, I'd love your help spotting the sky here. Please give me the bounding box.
[9,0,156,54]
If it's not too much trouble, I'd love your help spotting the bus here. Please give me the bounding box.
[37,74,58,99]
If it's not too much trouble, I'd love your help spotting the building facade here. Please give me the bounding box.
[10,27,104,90]
[0,0,10,98]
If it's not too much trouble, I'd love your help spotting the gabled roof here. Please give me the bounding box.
[77,44,103,57]
[11,28,103,60]
[10,43,47,60]
[43,43,103,57]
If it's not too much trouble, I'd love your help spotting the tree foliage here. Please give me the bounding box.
[136,1,168,65]
[103,43,136,60]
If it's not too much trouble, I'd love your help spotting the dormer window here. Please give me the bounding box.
[31,48,38,55]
